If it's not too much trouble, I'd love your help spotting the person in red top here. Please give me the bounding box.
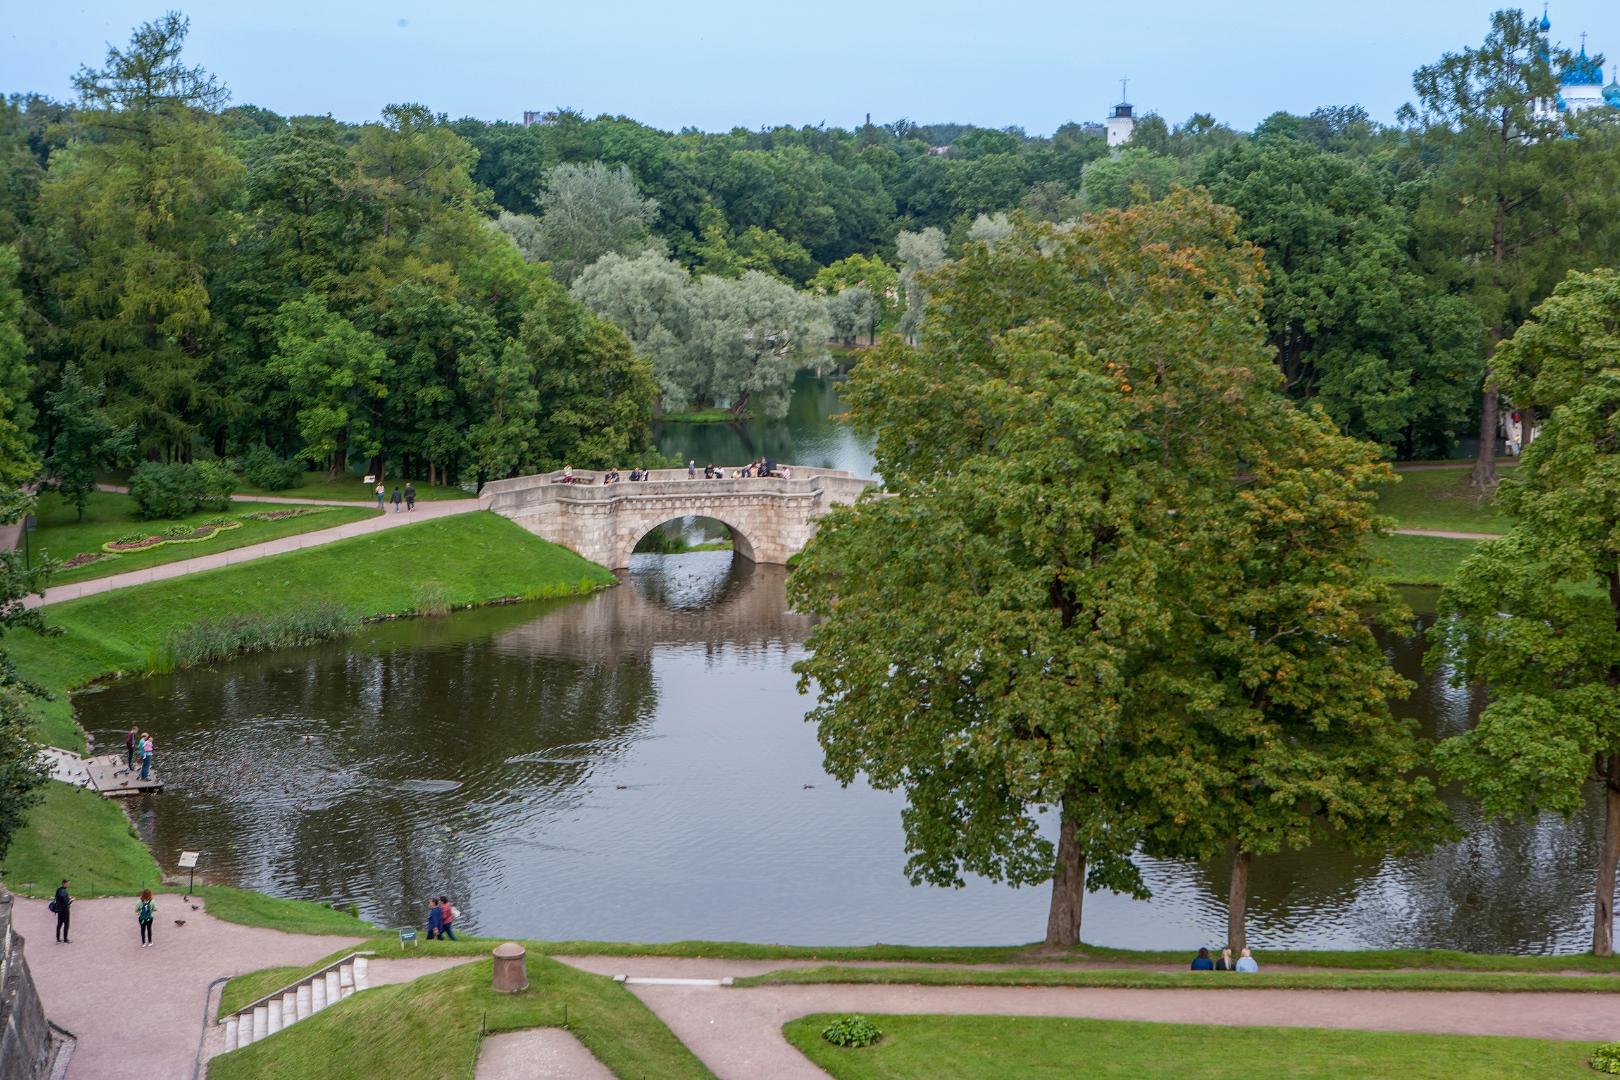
[438,897,457,941]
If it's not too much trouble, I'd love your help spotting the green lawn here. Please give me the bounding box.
[231,471,473,502]
[660,407,750,423]
[736,963,1620,994]
[1,782,161,897]
[27,491,376,585]
[209,955,713,1080]
[1372,534,1480,587]
[784,1014,1598,1079]
[1377,466,1513,535]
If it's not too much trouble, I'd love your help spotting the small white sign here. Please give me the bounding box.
[363,475,376,484]
[177,851,199,870]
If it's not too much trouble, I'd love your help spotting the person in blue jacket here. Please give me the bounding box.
[1189,947,1215,971]
[426,897,444,940]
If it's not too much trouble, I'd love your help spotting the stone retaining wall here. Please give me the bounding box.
[0,893,64,1080]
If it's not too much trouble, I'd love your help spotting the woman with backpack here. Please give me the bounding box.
[136,889,156,947]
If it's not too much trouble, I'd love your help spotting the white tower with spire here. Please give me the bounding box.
[1106,77,1135,148]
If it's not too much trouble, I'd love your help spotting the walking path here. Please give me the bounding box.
[1390,527,1500,540]
[556,957,1620,1080]
[25,497,481,608]
[476,1028,613,1080]
[11,894,366,1080]
[93,483,375,507]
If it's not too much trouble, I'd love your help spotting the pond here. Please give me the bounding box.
[82,553,1610,953]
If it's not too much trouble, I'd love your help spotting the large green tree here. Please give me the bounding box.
[1431,268,1620,956]
[43,364,133,521]
[265,296,388,478]
[40,13,242,456]
[500,161,658,285]
[793,192,1297,945]
[0,246,35,486]
[1200,133,1481,456]
[1403,8,1618,487]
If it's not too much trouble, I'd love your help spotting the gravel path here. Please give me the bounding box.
[26,497,481,608]
[11,894,365,1080]
[1390,527,1501,540]
[552,957,1620,1080]
[477,1028,613,1079]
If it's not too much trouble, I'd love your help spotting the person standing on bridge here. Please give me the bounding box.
[405,482,416,511]
[124,726,137,773]
[52,880,71,943]
[688,460,696,479]
[139,733,153,781]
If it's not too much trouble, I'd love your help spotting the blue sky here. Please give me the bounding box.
[4,2,1616,134]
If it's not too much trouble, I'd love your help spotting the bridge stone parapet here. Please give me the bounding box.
[479,466,876,570]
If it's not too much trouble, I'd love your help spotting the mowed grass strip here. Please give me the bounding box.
[27,491,376,585]
[208,955,714,1080]
[1371,534,1480,586]
[783,1013,1598,1079]
[735,964,1620,994]
[9,512,615,750]
[231,471,472,502]
[1376,466,1514,535]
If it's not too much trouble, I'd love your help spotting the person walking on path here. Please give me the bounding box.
[374,483,386,511]
[1235,948,1259,973]
[437,896,457,941]
[139,733,153,782]
[124,726,137,773]
[136,889,156,948]
[404,483,416,511]
[391,487,402,513]
[52,880,71,943]
[426,898,443,940]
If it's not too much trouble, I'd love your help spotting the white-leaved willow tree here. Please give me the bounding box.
[572,252,829,419]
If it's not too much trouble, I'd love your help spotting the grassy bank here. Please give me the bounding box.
[735,963,1620,994]
[3,513,615,905]
[1372,534,1481,587]
[1377,466,1513,535]
[784,1014,1598,1079]
[210,955,713,1080]
[232,471,473,502]
[659,407,748,423]
[28,491,375,585]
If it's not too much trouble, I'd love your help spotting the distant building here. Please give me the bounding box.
[1531,7,1620,120]
[1105,101,1135,148]
[926,145,950,156]
[521,110,558,127]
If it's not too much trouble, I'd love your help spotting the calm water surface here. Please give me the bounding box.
[81,553,1608,953]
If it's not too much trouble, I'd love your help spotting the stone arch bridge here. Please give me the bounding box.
[479,466,877,570]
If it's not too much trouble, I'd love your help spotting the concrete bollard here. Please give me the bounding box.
[491,942,528,993]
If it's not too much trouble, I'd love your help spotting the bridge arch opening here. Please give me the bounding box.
[625,515,757,565]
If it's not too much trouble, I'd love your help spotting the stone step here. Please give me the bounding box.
[224,1017,239,1051]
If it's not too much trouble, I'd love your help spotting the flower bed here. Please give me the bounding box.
[239,507,331,522]
[101,518,243,553]
[61,551,119,571]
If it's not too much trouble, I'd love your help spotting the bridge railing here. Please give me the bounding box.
[479,467,873,511]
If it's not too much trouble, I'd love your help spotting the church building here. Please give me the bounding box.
[1533,7,1620,120]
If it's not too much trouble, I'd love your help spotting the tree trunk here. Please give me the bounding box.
[1227,844,1251,957]
[1470,380,1499,490]
[1043,805,1085,947]
[1596,756,1620,957]
[730,391,752,421]
[1521,404,1538,450]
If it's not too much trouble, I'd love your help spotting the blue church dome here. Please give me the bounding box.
[1606,73,1620,107]
[1562,42,1604,86]
[1540,5,1552,32]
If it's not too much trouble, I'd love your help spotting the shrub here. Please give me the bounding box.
[240,507,328,522]
[821,1016,882,1048]
[413,580,451,616]
[129,462,203,519]
[194,461,237,511]
[162,524,195,539]
[1592,1044,1620,1074]
[129,461,236,518]
[240,445,304,491]
[162,602,359,669]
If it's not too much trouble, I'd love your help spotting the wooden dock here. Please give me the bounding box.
[39,747,163,797]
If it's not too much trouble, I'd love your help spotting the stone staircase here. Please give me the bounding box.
[220,952,373,1052]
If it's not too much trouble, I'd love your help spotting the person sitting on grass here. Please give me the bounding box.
[1235,948,1259,973]
[1190,947,1214,971]
[1215,947,1234,971]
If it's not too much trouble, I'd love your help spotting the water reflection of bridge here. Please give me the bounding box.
[492,556,815,664]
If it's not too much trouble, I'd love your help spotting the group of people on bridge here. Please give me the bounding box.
[552,460,793,484]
